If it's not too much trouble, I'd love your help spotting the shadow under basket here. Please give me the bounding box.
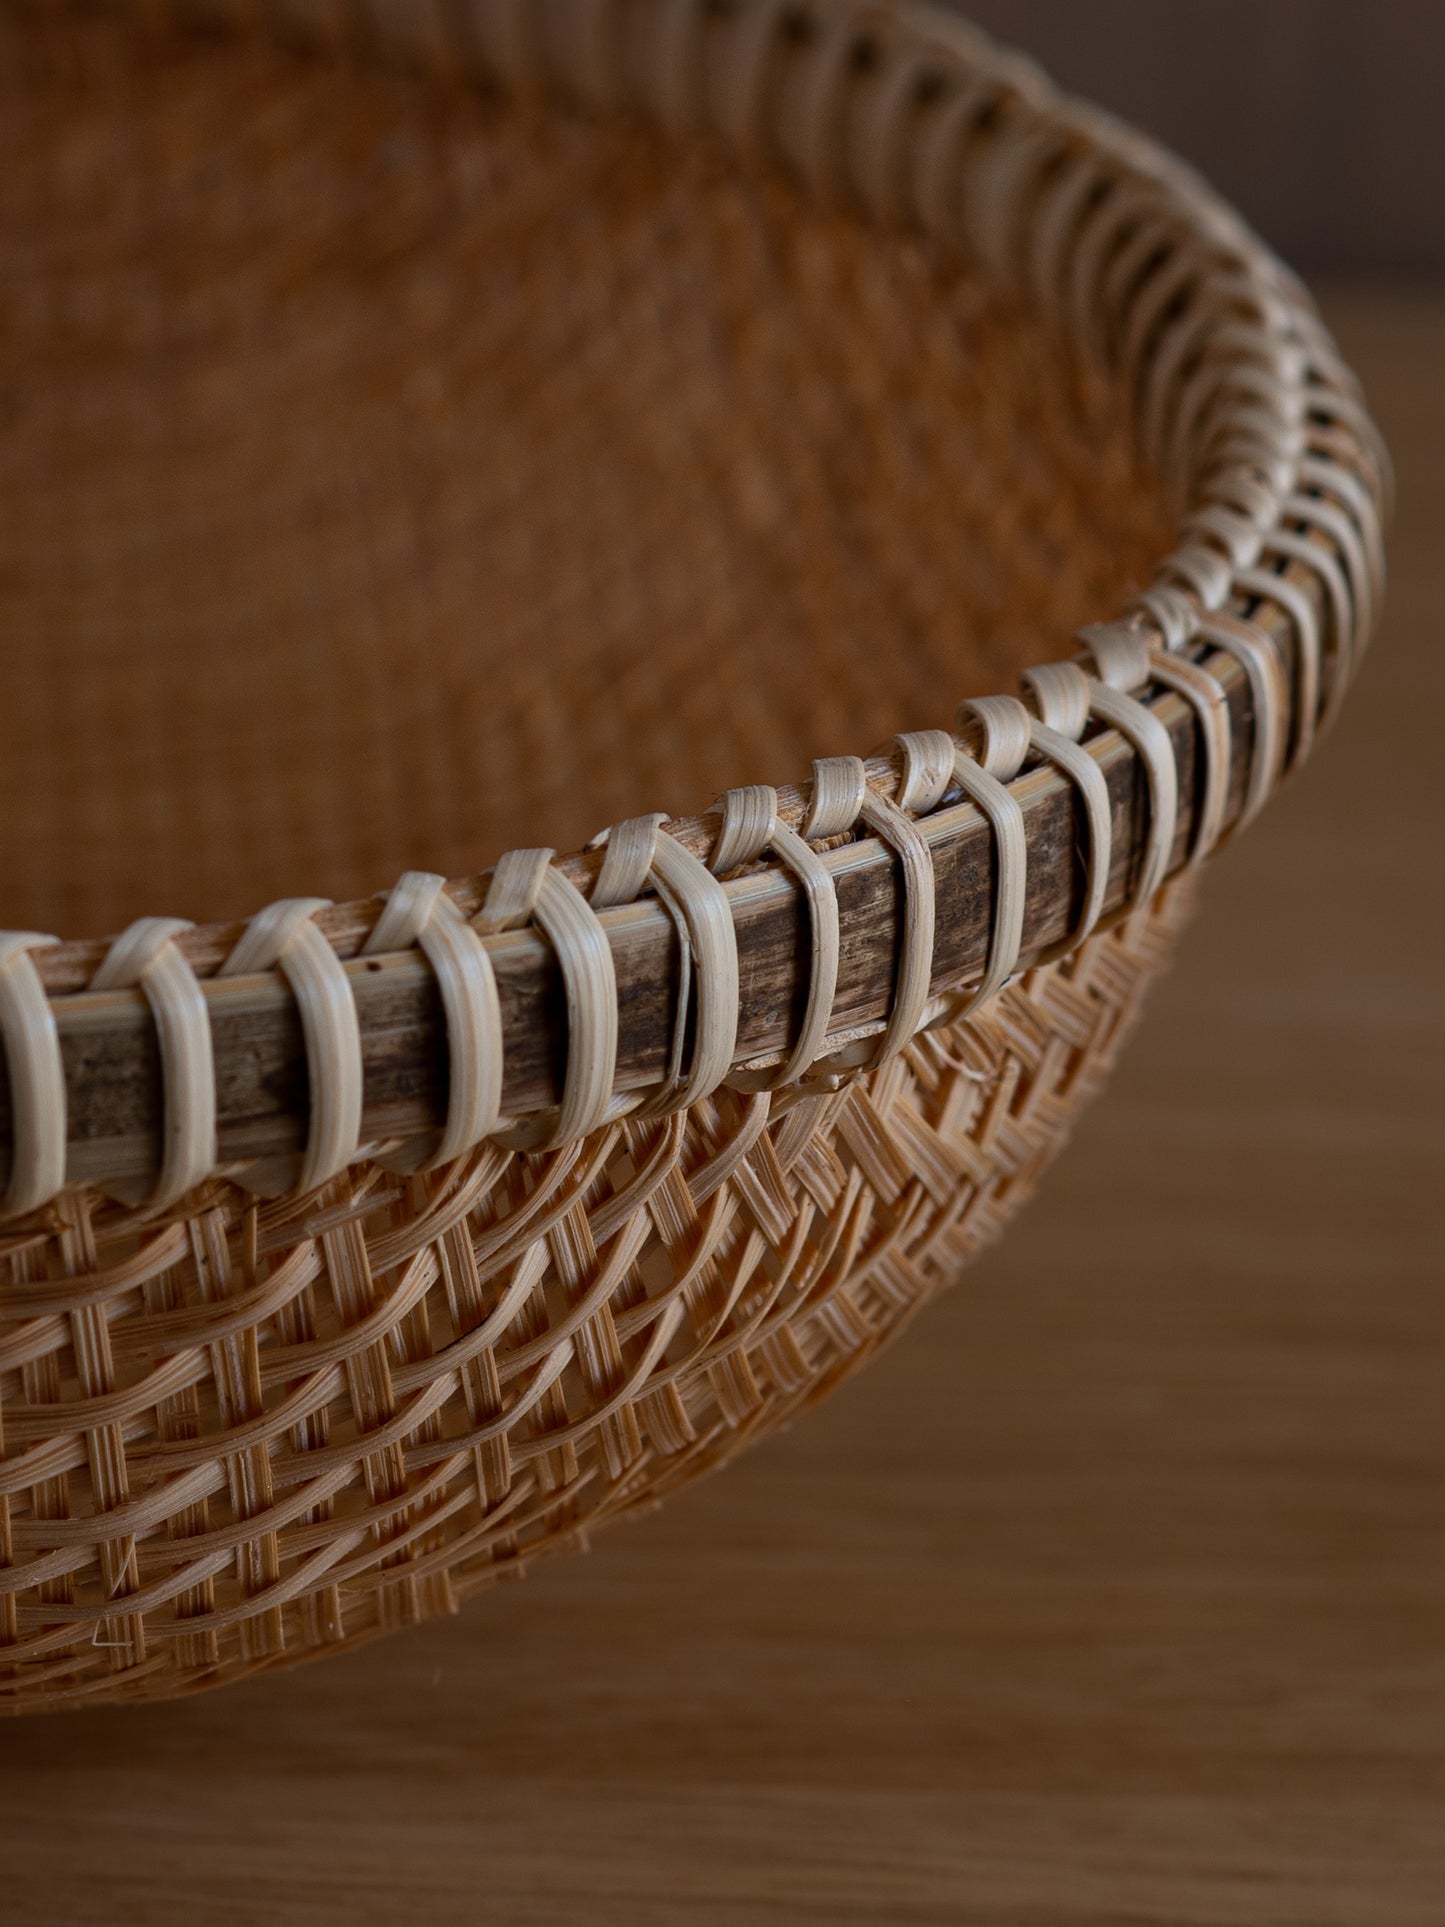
[0,0,1386,1711]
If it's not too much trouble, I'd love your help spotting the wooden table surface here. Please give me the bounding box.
[0,286,1439,1927]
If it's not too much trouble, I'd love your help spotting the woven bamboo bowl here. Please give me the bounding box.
[0,0,1387,1713]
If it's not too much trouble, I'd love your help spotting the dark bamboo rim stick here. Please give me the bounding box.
[0,547,1334,1193]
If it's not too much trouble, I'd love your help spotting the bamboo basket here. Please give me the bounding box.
[0,0,1387,1714]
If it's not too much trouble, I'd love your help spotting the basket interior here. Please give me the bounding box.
[0,9,1175,939]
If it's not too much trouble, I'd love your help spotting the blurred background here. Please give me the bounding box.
[955,0,1445,274]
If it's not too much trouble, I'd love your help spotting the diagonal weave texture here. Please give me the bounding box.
[0,882,1189,1711]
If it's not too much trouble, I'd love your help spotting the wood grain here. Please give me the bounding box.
[0,284,1435,1927]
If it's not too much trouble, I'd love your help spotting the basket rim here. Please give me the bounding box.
[0,0,1389,1214]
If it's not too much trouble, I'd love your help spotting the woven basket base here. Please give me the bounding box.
[0,7,1171,936]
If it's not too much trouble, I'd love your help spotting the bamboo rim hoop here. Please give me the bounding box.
[0,0,1388,1206]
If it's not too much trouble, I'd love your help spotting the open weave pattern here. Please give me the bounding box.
[0,880,1189,1711]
